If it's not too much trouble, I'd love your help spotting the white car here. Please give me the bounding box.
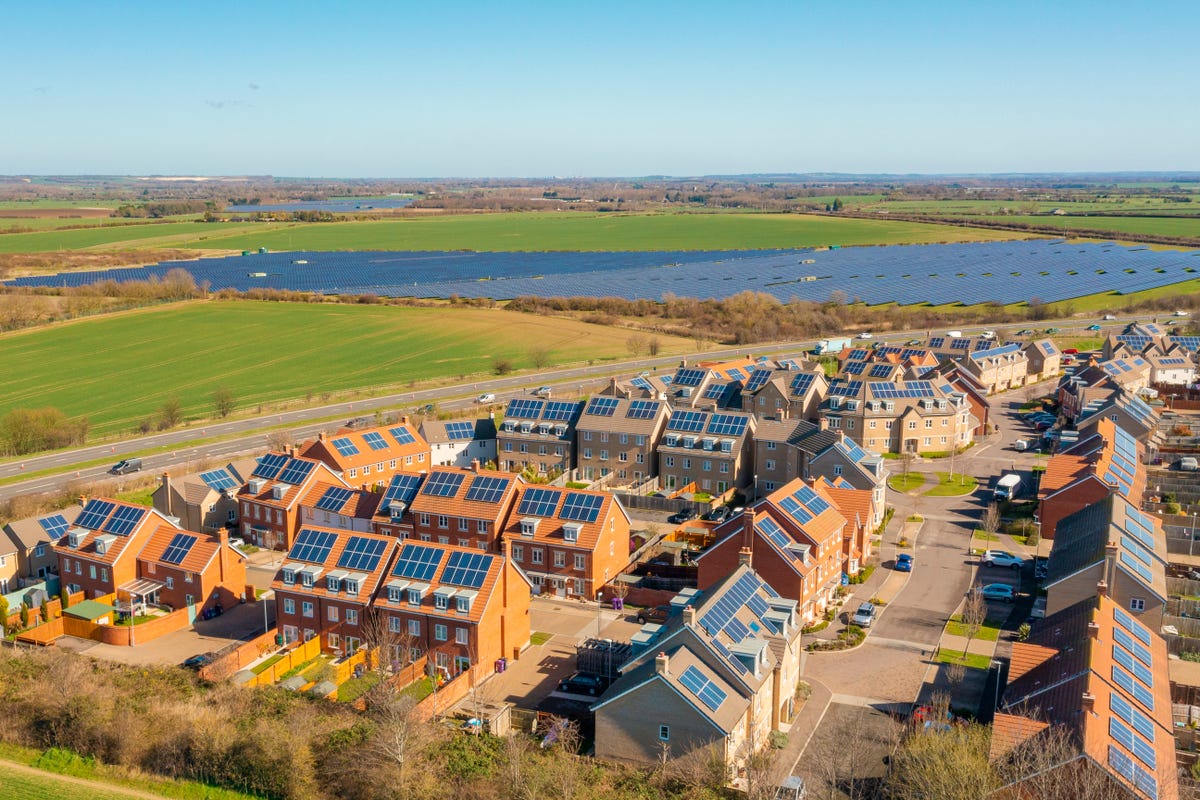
[476,393,496,403]
[982,550,1024,570]
[856,332,874,340]
[1175,310,1191,317]
[534,386,552,397]
[1103,314,1117,320]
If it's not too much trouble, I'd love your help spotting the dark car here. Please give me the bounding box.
[668,507,697,524]
[109,458,142,475]
[181,652,215,671]
[558,672,607,696]
[345,416,370,429]
[636,604,672,625]
[705,506,731,522]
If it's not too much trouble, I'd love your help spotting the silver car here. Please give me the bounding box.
[851,602,876,628]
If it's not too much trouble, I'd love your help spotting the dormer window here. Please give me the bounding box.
[563,523,582,543]
[702,437,715,451]
[520,423,532,434]
[554,425,566,437]
[408,587,423,606]
[830,397,841,409]
[504,421,515,432]
[683,436,697,448]
[326,576,340,592]
[301,572,314,588]
[538,424,550,435]
[434,594,448,610]
[388,586,402,602]
[665,434,678,447]
[456,595,471,613]
[720,439,733,454]
[283,568,296,585]
[344,580,359,596]
[521,518,539,537]
[885,402,894,412]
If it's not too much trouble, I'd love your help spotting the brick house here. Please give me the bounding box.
[495,396,583,476]
[1075,392,1161,446]
[574,392,670,485]
[370,471,427,539]
[593,563,802,775]
[1024,339,1062,382]
[55,498,173,600]
[371,540,531,679]
[420,417,497,468]
[137,524,247,613]
[273,526,400,652]
[3,503,81,587]
[819,379,975,455]
[1038,419,1144,541]
[299,481,383,534]
[298,420,430,489]
[697,479,847,625]
[152,459,254,534]
[503,484,631,599]
[408,464,524,550]
[740,365,826,422]
[237,452,348,551]
[657,409,756,494]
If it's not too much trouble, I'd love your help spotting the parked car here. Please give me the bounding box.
[636,604,672,625]
[668,507,697,524]
[1013,438,1030,452]
[1045,327,1061,334]
[181,652,216,670]
[344,416,369,429]
[1179,457,1198,472]
[979,584,1015,603]
[1015,329,1034,336]
[1062,348,1078,355]
[906,339,922,346]
[476,392,496,403]
[705,506,731,522]
[851,602,876,627]
[1176,310,1190,317]
[895,553,913,572]
[982,550,1024,570]
[109,457,143,475]
[857,331,874,339]
[558,672,607,696]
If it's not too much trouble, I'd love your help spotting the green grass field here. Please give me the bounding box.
[949,214,1200,239]
[0,300,694,437]
[0,765,159,800]
[0,211,1027,254]
[0,216,203,232]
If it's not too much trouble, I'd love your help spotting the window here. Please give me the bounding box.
[619,433,628,445]
[702,460,712,472]
[437,515,449,529]
[478,520,489,535]
[408,619,420,636]
[434,624,448,641]
[869,420,877,429]
[328,606,339,622]
[583,431,592,441]
[184,571,193,584]
[682,458,691,470]
[599,450,608,461]
[766,441,777,450]
[408,588,422,606]
[435,593,448,610]
[348,468,358,479]
[553,551,566,567]
[388,616,401,633]
[720,463,729,474]
[283,598,295,615]
[833,465,843,476]
[35,543,45,557]
[389,459,397,469]
[456,627,469,645]
[503,441,512,452]
[847,419,855,430]
[100,567,108,582]
[573,578,585,594]
[346,609,358,625]
[329,632,340,649]
[828,417,840,429]
[88,564,96,579]
[636,435,646,446]
[512,544,524,561]
[665,456,674,468]
[362,465,371,476]
[1130,597,1146,612]
[166,576,175,590]
[659,725,670,741]
[925,419,933,429]
[531,548,544,565]
[636,452,645,464]
[419,513,430,526]
[302,601,314,618]
[907,420,917,430]
[574,553,586,570]
[583,448,592,459]
[456,595,471,613]
[765,459,776,471]
[345,580,358,596]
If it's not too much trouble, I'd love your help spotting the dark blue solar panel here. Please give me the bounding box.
[161,533,197,565]
[393,543,443,581]
[389,426,417,445]
[252,453,288,480]
[828,380,863,398]
[518,487,560,517]
[585,397,619,416]
[331,437,360,457]
[441,550,494,589]
[704,382,728,399]
[543,401,580,422]
[790,373,816,396]
[667,410,706,432]
[680,665,727,711]
[200,469,238,492]
[277,459,316,486]
[506,399,545,419]
[627,400,661,419]
[465,475,511,503]
[444,421,475,440]
[37,514,70,540]
[844,361,867,375]
[289,529,338,563]
[673,368,706,387]
[382,473,423,509]
[744,368,772,392]
[707,413,748,437]
[337,536,388,572]
[103,505,146,536]
[869,364,894,378]
[362,431,389,451]
[314,486,354,512]
[75,499,115,531]
[559,492,604,523]
[421,471,466,497]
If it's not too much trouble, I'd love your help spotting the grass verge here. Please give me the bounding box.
[935,649,992,670]
[887,473,926,493]
[925,472,979,496]
[945,615,1002,642]
[530,631,553,646]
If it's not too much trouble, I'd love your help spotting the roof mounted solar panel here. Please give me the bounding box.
[585,396,620,417]
[505,399,545,419]
[382,473,423,509]
[626,399,661,419]
[790,373,816,396]
[421,471,466,497]
[559,492,604,523]
[161,533,198,565]
[103,504,146,536]
[441,550,494,589]
[744,368,772,392]
[331,437,360,457]
[543,401,580,422]
[518,487,560,517]
[289,528,338,563]
[252,453,289,480]
[673,368,706,387]
[200,468,238,492]
[389,426,417,445]
[667,410,707,432]
[392,543,443,581]
[444,421,475,440]
[37,514,71,541]
[277,458,316,486]
[465,475,511,503]
[75,499,116,531]
[337,536,388,572]
[314,485,354,512]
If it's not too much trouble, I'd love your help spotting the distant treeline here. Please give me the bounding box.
[112,200,215,218]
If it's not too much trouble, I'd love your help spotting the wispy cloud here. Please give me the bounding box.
[248,82,260,91]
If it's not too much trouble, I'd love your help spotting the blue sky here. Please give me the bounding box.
[5,1,1197,176]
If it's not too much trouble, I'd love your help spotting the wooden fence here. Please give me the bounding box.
[243,636,323,687]
[200,629,280,682]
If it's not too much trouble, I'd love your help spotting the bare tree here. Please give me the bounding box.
[626,334,648,357]
[884,722,995,800]
[212,386,237,418]
[529,346,551,369]
[994,720,1150,800]
[959,590,987,660]
[667,743,728,795]
[647,336,662,356]
[265,430,293,451]
[982,502,1001,537]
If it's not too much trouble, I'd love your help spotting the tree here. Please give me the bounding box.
[626,334,648,357]
[884,722,995,800]
[40,597,51,625]
[59,588,69,610]
[982,502,1001,537]
[19,602,29,630]
[158,396,183,429]
[213,386,237,418]
[647,336,662,356]
[265,430,292,451]
[0,595,8,636]
[529,346,551,369]
[959,590,987,659]
[493,358,513,375]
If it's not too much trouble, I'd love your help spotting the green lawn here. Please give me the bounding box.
[114,486,156,507]
[250,653,284,675]
[401,675,436,701]
[0,765,158,800]
[887,473,926,493]
[925,472,979,497]
[530,631,553,646]
[336,671,381,703]
[0,211,1026,254]
[950,214,1200,240]
[0,300,694,437]
[935,649,992,670]
[945,615,1002,641]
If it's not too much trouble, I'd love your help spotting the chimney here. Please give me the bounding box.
[78,495,87,508]
[290,445,298,458]
[161,473,172,514]
[401,415,409,425]
[655,651,669,676]
[1081,692,1096,713]
[682,605,695,627]
[1087,621,1100,639]
[738,546,753,568]
[470,459,480,473]
[318,431,326,442]
[217,527,229,584]
[1097,580,1108,598]
[742,508,756,551]
[1104,541,1119,592]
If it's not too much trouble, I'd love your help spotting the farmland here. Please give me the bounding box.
[0,301,694,437]
[0,764,163,800]
[946,214,1200,240]
[0,211,1025,255]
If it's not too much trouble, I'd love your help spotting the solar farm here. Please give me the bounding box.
[9,240,1199,305]
[225,197,414,213]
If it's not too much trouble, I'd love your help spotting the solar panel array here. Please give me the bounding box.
[827,380,862,398]
[585,396,619,416]
[836,439,871,463]
[506,399,545,419]
[314,486,354,512]
[630,376,654,391]
[543,401,580,422]
[744,368,772,392]
[11,242,1200,306]
[679,665,727,711]
[382,473,423,509]
[362,431,389,450]
[707,413,749,437]
[465,475,511,503]
[1171,336,1200,352]
[673,368,707,387]
[76,499,116,531]
[278,459,315,486]
[103,505,147,536]
[627,399,661,419]
[844,361,867,375]
[290,529,338,563]
[868,381,936,400]
[703,382,728,399]
[778,485,833,525]
[756,516,797,556]
[253,453,289,479]
[971,343,1021,361]
[560,492,604,523]
[161,533,197,565]
[331,437,360,457]
[422,471,466,497]
[444,421,475,440]
[390,426,417,445]
[869,364,895,379]
[667,410,707,432]
[441,550,494,589]
[37,514,70,540]
[393,543,442,581]
[337,536,388,572]
[200,468,238,492]
[790,373,816,396]
[518,487,561,517]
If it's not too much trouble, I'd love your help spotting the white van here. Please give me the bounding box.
[946,330,963,338]
[980,330,996,340]
[1013,439,1030,452]
[476,393,496,404]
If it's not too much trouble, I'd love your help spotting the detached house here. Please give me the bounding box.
[1024,339,1062,382]
[153,459,254,534]
[495,396,583,476]
[54,498,172,600]
[697,479,847,624]
[371,541,531,680]
[574,392,670,485]
[273,527,399,652]
[237,452,347,551]
[657,409,756,494]
[3,503,81,586]
[593,563,802,776]
[299,420,430,489]
[408,463,524,550]
[420,417,497,468]
[503,484,631,599]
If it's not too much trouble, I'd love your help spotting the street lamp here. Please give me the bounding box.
[597,591,603,638]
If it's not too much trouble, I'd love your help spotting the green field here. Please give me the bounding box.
[851,197,1200,215]
[0,301,694,437]
[0,212,1027,254]
[949,214,1200,239]
[0,217,201,232]
[0,765,158,800]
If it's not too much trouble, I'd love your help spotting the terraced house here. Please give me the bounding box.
[273,527,399,652]
[819,379,974,455]
[739,362,826,422]
[407,464,524,550]
[237,452,347,551]
[502,484,630,599]
[573,392,670,485]
[593,564,802,774]
[371,541,530,679]
[1038,419,1145,541]
[656,409,756,494]
[369,471,427,539]
[299,420,429,489]
[495,396,583,476]
[3,503,81,586]
[420,417,497,468]
[697,479,849,623]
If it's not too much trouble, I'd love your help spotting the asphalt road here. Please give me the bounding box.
[0,317,1113,502]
